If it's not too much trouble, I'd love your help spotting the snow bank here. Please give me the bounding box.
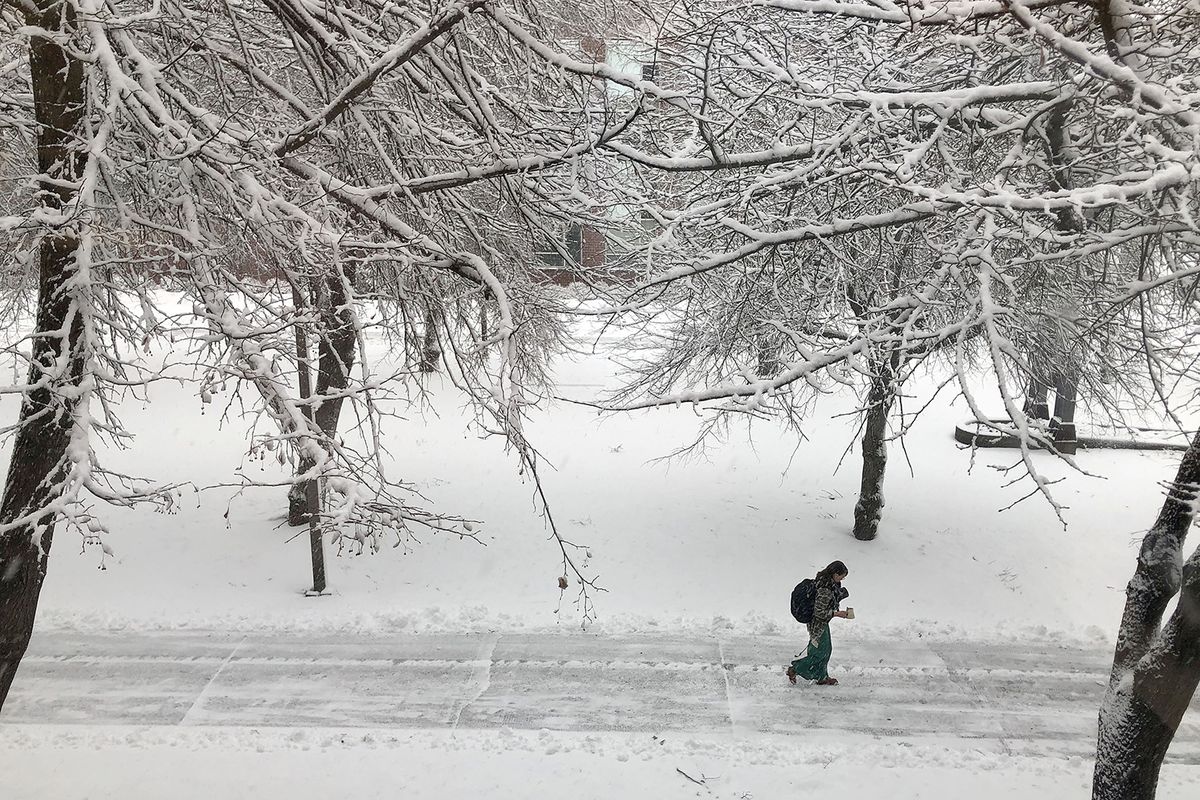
[3,726,1197,800]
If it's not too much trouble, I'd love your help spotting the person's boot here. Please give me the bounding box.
[815,676,839,686]
[786,665,797,685]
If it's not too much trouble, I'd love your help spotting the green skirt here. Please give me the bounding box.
[791,627,832,681]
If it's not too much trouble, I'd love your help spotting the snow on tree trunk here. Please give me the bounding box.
[0,7,86,711]
[313,262,358,438]
[1023,375,1051,420]
[419,303,442,374]
[852,371,895,542]
[288,265,358,527]
[1094,429,1200,800]
[288,282,316,527]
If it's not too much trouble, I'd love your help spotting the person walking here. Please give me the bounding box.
[788,560,851,686]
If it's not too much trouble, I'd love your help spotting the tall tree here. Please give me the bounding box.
[0,0,660,709]
[583,0,1200,791]
[0,0,90,703]
[1094,430,1200,800]
[589,0,1199,542]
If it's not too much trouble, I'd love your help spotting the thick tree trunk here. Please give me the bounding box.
[1042,89,1082,455]
[312,263,357,437]
[0,10,87,711]
[852,372,895,542]
[419,303,442,373]
[286,474,310,526]
[1052,374,1079,455]
[1094,430,1200,800]
[754,324,780,377]
[1023,375,1051,420]
[287,265,357,526]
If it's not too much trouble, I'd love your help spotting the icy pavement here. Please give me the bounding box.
[4,630,1200,762]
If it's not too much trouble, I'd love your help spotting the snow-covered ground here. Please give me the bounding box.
[5,630,1199,798]
[11,308,1191,640]
[15,727,1193,800]
[3,301,1199,797]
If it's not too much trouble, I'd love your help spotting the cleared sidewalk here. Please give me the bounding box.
[4,629,1199,762]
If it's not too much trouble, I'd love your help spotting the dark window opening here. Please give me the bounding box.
[535,224,584,267]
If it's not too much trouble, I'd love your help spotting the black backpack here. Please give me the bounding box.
[790,579,816,623]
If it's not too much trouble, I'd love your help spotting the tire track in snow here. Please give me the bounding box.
[448,633,498,733]
[716,639,744,736]
[180,635,246,726]
[918,640,1015,755]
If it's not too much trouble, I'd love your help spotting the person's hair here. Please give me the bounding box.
[816,560,848,580]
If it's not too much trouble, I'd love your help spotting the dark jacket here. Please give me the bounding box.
[807,574,848,641]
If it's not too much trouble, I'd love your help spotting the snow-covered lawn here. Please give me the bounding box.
[14,312,1187,640]
[3,307,1198,797]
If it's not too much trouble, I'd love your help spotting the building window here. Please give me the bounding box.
[535,223,584,267]
[641,62,657,83]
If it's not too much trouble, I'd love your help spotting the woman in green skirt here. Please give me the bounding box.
[788,560,851,686]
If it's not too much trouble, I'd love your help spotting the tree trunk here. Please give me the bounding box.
[0,8,87,711]
[312,263,357,438]
[419,303,442,373]
[287,265,357,526]
[294,305,325,593]
[1023,375,1051,420]
[1052,374,1078,455]
[1094,429,1200,800]
[852,371,895,541]
[288,282,315,527]
[752,323,780,377]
